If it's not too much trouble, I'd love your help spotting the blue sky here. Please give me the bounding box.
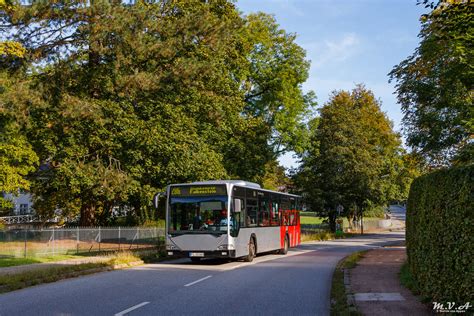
[237,0,428,168]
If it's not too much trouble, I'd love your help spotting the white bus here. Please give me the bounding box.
[154,180,302,262]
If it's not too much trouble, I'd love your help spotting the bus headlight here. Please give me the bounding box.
[217,244,234,250]
[166,244,180,250]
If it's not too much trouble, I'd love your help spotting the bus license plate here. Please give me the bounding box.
[189,252,204,257]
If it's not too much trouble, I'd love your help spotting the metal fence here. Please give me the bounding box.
[300,224,328,234]
[0,227,165,258]
[301,218,395,234]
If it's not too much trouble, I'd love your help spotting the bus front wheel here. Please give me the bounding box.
[244,238,256,262]
[280,235,289,255]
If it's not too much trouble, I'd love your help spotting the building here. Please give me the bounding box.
[2,192,34,215]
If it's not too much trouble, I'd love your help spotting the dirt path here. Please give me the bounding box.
[349,247,432,315]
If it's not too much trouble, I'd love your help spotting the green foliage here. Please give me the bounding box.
[0,47,38,212]
[389,1,473,165]
[242,13,316,155]
[0,1,313,225]
[406,165,473,303]
[258,160,291,191]
[0,41,26,58]
[399,262,421,297]
[362,203,385,219]
[296,85,406,231]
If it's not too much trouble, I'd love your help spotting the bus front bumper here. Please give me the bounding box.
[166,250,236,259]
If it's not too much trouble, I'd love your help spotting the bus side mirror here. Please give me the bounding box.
[153,192,165,209]
[234,199,242,213]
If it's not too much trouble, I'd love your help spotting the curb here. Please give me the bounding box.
[344,269,355,306]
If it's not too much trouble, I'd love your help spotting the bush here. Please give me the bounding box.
[406,165,473,303]
[363,204,386,218]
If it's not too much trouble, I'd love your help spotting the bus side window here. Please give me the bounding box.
[282,210,288,226]
[271,202,279,226]
[258,198,270,227]
[231,198,243,236]
[281,198,290,226]
[290,211,296,226]
[291,198,296,211]
[232,198,242,229]
[246,199,258,227]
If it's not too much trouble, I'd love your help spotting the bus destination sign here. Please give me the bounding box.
[170,185,227,196]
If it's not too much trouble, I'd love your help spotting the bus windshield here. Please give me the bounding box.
[169,196,229,233]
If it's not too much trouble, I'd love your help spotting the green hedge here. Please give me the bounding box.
[406,165,473,303]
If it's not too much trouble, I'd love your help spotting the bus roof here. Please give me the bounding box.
[169,180,301,198]
[171,180,261,188]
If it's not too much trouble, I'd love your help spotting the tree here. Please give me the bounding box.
[0,39,38,213]
[241,13,316,156]
[1,1,314,224]
[259,160,292,192]
[297,85,405,232]
[389,1,473,166]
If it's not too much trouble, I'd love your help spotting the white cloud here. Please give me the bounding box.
[273,0,305,16]
[303,33,361,69]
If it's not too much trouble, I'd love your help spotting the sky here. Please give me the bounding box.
[237,0,429,169]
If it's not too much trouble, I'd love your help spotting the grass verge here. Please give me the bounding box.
[301,231,335,242]
[0,255,84,268]
[342,251,366,269]
[0,250,161,294]
[330,251,367,316]
[399,261,431,303]
[300,216,325,225]
[0,262,110,293]
[301,231,358,243]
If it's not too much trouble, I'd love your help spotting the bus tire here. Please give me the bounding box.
[190,257,201,263]
[280,235,289,255]
[244,238,256,262]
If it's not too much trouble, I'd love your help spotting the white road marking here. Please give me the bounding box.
[135,248,320,272]
[115,302,150,316]
[224,249,319,271]
[184,275,212,287]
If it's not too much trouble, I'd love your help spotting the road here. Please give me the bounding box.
[0,230,404,316]
[389,204,406,222]
[387,204,407,230]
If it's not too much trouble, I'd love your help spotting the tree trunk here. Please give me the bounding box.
[80,204,96,226]
[328,210,337,232]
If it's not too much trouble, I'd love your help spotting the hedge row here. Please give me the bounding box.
[406,165,473,303]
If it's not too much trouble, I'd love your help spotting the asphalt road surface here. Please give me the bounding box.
[389,204,406,222]
[0,230,404,316]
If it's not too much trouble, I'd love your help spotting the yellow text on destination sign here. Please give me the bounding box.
[190,187,217,195]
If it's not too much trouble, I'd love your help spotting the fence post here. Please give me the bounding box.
[52,227,55,257]
[24,229,27,258]
[98,226,101,252]
[76,226,79,254]
[118,226,121,251]
[137,227,139,249]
